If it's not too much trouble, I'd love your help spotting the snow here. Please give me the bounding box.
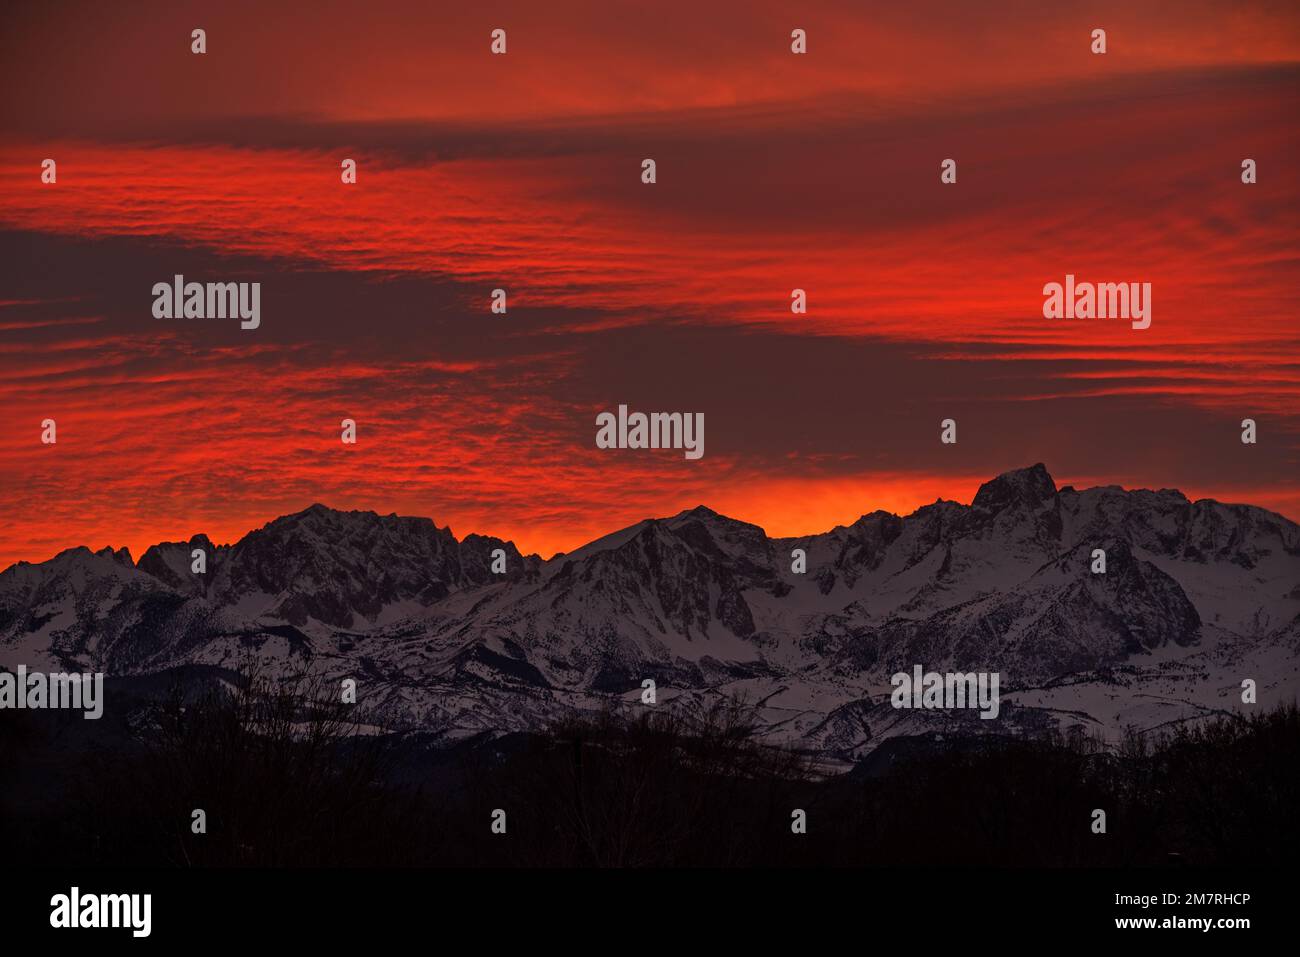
[3,464,1298,760]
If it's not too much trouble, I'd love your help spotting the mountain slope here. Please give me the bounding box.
[2,465,1297,758]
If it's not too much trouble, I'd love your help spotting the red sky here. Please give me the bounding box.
[1,1,1298,565]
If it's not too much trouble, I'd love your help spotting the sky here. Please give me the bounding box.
[1,0,1298,566]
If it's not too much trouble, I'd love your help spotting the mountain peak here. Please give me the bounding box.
[675,505,720,520]
[972,463,1058,512]
[667,505,769,540]
[293,502,357,520]
[93,545,135,567]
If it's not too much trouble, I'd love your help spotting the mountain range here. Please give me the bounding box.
[3,464,1298,762]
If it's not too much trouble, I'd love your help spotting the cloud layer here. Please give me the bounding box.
[1,1,1297,565]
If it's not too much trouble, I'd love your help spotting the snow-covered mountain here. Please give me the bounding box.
[3,465,1298,761]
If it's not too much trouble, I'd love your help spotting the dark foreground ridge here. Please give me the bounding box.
[2,672,1297,867]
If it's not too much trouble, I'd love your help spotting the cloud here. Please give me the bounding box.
[1,6,1297,566]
